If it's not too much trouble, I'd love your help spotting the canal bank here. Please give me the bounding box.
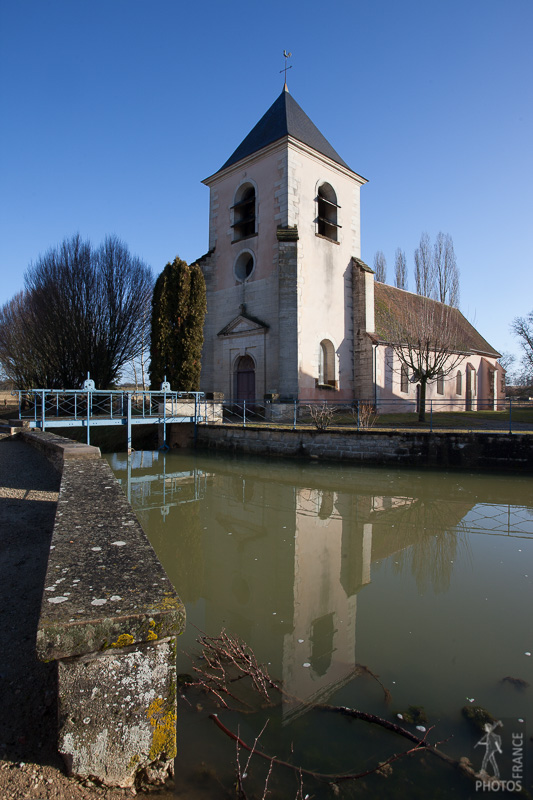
[193,424,533,471]
[0,435,144,800]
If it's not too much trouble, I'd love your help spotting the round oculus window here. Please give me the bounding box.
[234,251,255,282]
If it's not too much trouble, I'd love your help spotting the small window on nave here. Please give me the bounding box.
[401,364,409,393]
[317,182,340,242]
[231,184,256,241]
[318,339,336,387]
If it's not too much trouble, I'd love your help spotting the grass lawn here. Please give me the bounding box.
[224,407,533,432]
[371,409,533,430]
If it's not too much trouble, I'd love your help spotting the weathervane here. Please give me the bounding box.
[280,50,292,86]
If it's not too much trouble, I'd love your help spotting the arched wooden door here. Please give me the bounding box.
[235,355,255,401]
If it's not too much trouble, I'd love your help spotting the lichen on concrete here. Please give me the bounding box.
[29,431,185,788]
[58,640,177,787]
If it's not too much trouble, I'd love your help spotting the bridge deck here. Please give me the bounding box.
[26,414,201,429]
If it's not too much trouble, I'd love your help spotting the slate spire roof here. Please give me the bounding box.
[219,86,353,173]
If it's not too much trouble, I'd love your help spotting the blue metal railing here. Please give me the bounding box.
[13,387,206,450]
[214,397,532,434]
[10,391,533,438]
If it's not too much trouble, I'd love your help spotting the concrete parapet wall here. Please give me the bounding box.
[196,425,533,471]
[23,430,185,788]
[21,429,101,472]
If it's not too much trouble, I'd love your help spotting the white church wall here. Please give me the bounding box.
[285,141,365,401]
[202,144,290,397]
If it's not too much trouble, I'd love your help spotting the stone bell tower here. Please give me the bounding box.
[197,85,367,401]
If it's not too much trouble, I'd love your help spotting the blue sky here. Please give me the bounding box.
[1,0,531,362]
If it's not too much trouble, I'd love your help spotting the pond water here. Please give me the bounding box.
[107,450,533,799]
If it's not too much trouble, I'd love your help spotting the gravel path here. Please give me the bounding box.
[0,436,174,799]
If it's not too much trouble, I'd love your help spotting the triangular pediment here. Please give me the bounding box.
[217,310,269,338]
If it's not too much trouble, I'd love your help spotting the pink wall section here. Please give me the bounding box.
[374,349,505,411]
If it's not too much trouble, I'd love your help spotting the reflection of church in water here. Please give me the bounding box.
[115,453,477,719]
[195,466,470,720]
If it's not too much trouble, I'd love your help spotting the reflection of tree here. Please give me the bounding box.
[407,528,458,594]
[318,491,334,520]
[380,499,473,594]
[297,488,337,522]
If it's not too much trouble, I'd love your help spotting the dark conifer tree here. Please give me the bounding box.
[149,257,206,391]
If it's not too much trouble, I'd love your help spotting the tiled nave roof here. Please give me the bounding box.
[373,282,500,358]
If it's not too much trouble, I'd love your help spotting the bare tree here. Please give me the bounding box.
[394,248,407,290]
[434,232,459,307]
[373,250,387,283]
[414,232,435,298]
[129,297,150,391]
[0,234,153,389]
[511,310,533,379]
[382,294,466,421]
[497,352,516,385]
[0,291,45,388]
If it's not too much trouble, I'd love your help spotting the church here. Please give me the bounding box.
[195,85,504,411]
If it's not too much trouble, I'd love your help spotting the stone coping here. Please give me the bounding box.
[25,431,185,662]
[21,429,101,465]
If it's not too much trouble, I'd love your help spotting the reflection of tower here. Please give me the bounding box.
[119,460,376,720]
[282,489,371,721]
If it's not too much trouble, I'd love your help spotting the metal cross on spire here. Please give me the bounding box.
[280,50,292,87]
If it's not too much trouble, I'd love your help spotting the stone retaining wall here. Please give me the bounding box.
[195,425,533,471]
[22,430,185,788]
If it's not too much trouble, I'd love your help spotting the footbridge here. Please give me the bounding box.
[11,377,210,451]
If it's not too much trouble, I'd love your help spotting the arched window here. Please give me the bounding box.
[234,250,255,282]
[232,184,256,241]
[317,182,340,242]
[401,364,409,393]
[466,364,475,410]
[456,370,462,395]
[310,612,335,677]
[437,371,444,395]
[318,339,336,387]
[385,348,394,389]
